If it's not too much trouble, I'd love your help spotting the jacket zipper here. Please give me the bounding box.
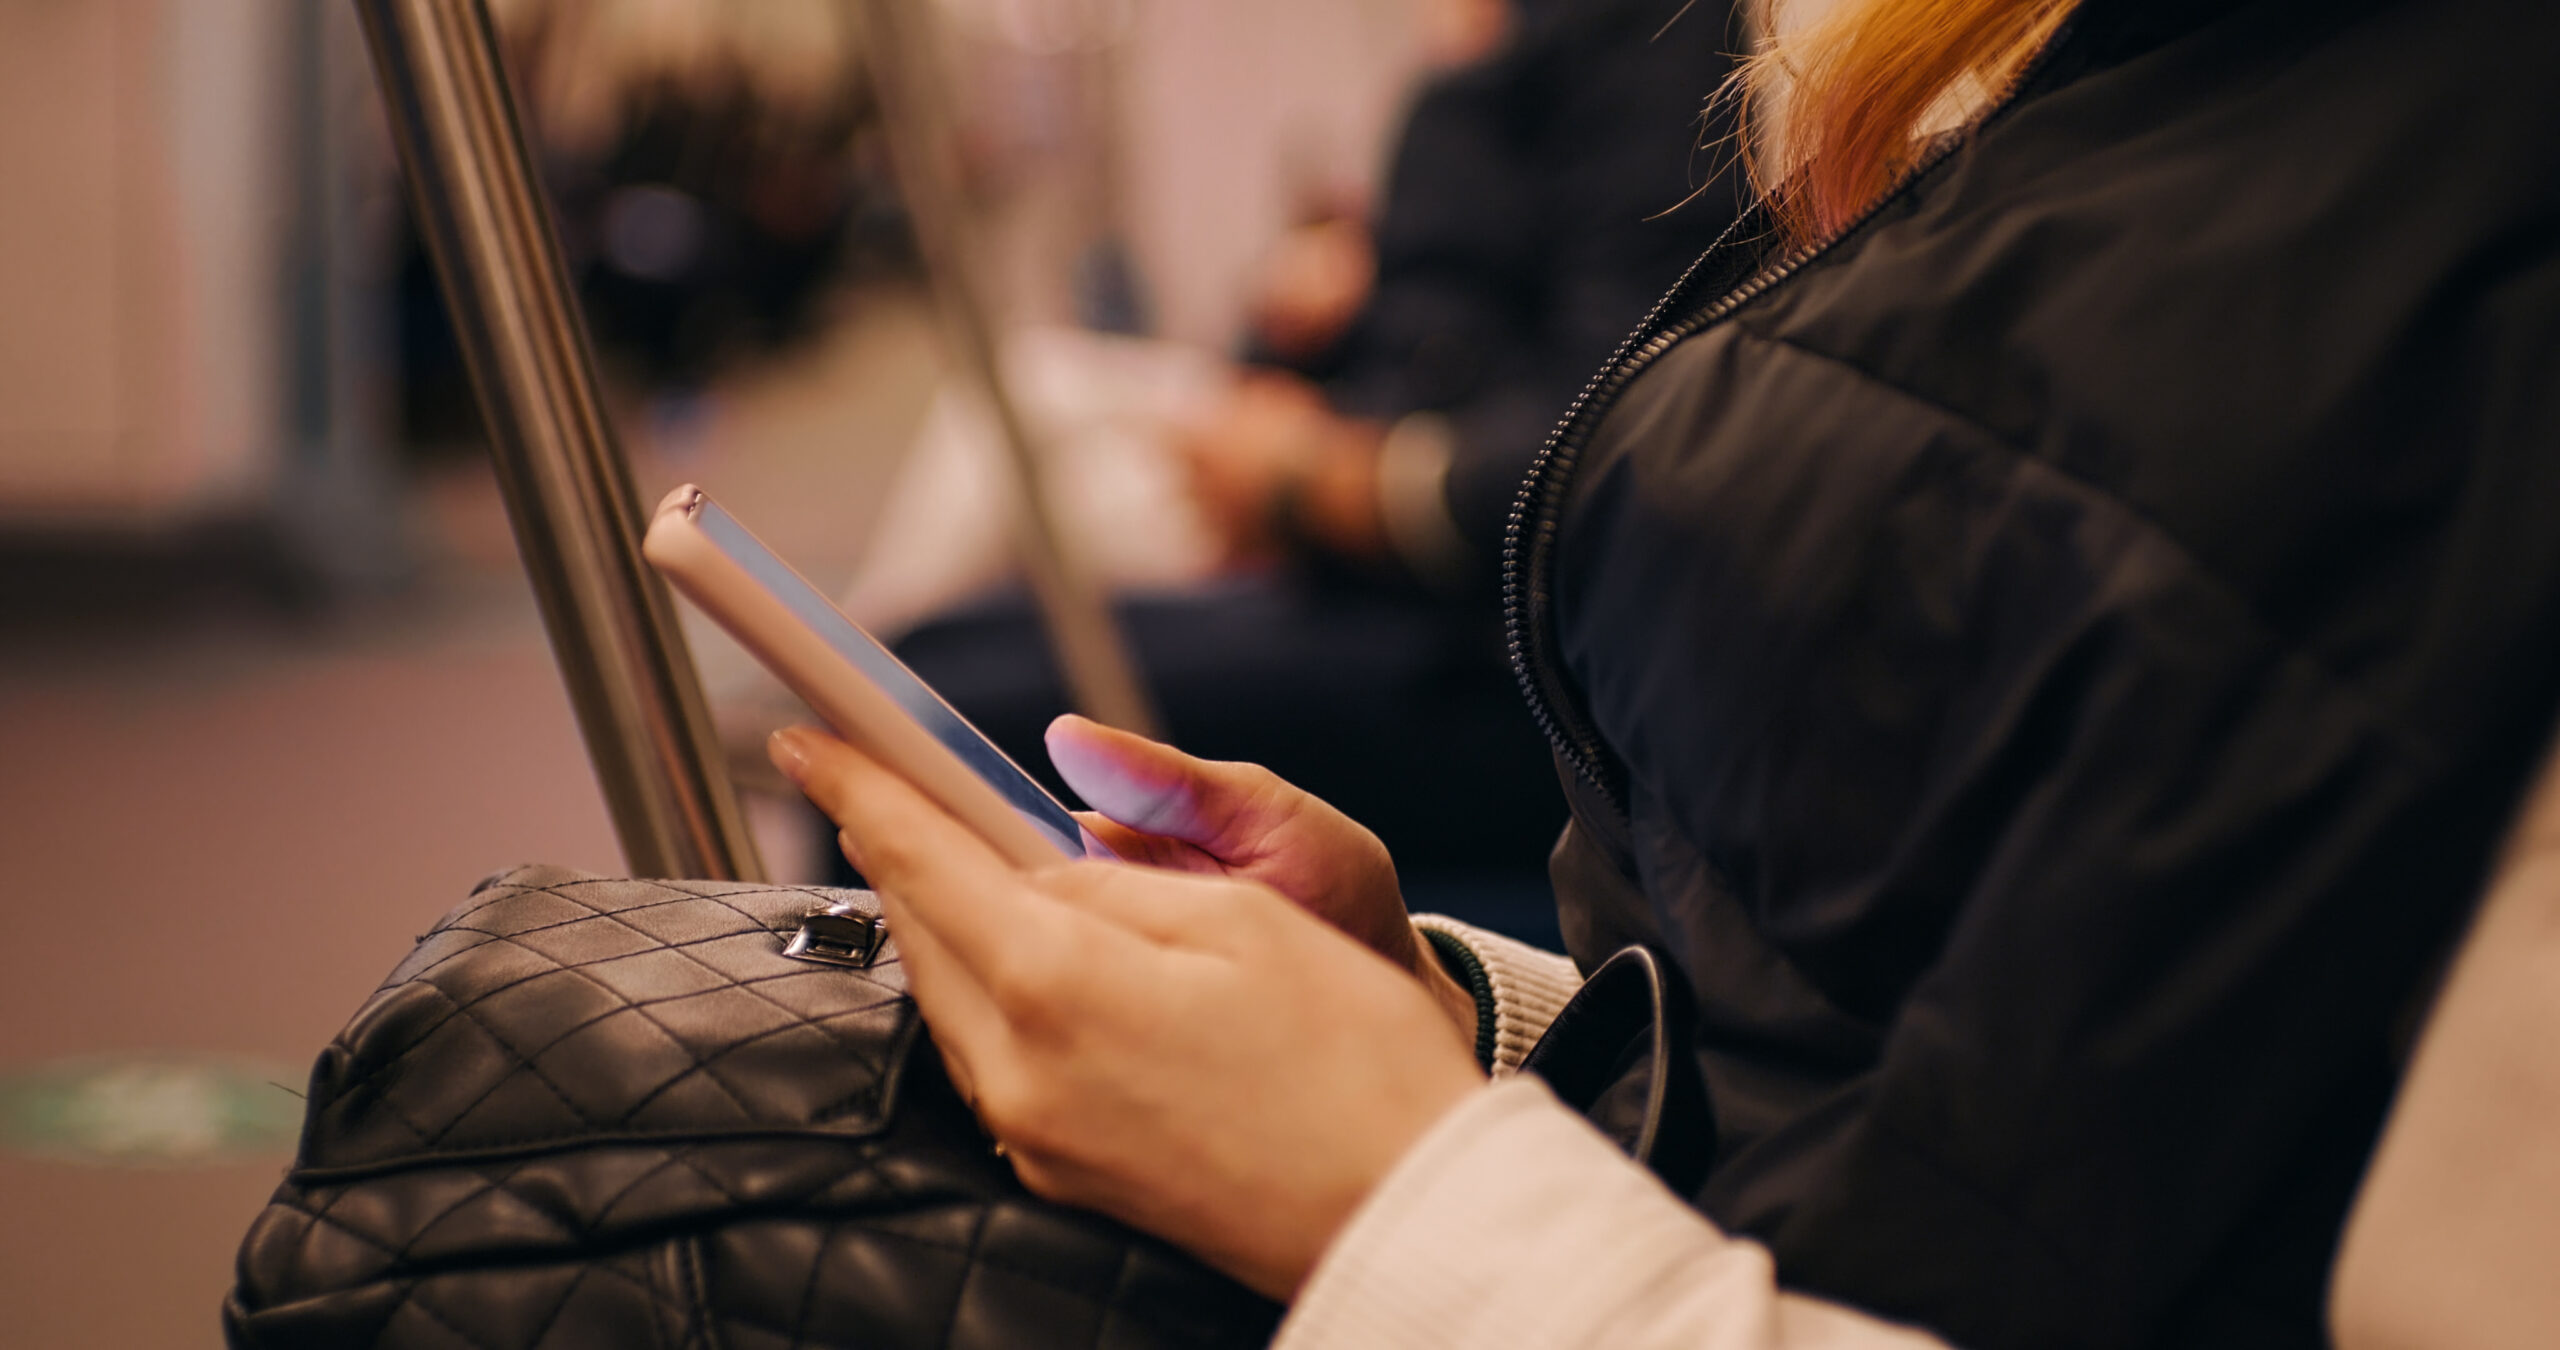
[1501,25,2080,813]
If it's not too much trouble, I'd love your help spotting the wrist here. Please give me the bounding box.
[1304,431,1388,558]
[1266,426,1389,561]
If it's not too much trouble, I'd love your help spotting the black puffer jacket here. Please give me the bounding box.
[1510,1,2560,1347]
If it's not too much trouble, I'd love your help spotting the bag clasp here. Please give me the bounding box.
[782,901,887,968]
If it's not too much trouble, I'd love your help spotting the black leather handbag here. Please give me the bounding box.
[225,866,1710,1349]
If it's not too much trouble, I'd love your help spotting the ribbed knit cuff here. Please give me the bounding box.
[1418,927,1499,1069]
[1410,915,1584,1076]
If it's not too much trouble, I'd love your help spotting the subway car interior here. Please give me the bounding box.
[2,1,2554,1347]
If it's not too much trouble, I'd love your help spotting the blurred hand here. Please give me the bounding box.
[1248,217,1376,363]
[1176,372,1388,565]
[771,724,1484,1298]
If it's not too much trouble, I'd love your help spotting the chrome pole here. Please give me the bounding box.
[850,0,1164,738]
[351,0,764,880]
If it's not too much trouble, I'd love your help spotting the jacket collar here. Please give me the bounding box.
[2051,0,2256,73]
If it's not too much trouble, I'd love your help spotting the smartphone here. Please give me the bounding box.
[643,483,1097,869]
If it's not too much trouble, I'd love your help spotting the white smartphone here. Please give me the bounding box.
[643,483,1099,869]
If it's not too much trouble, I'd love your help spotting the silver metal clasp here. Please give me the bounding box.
[782,900,887,969]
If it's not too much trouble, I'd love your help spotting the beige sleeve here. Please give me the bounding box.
[1275,1076,1956,1350]
[2329,750,2560,1350]
[1410,914,1586,1075]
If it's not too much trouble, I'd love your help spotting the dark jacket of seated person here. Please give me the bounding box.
[1284,0,1751,588]
[1517,0,2560,1345]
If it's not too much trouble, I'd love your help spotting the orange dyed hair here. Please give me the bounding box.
[1737,0,2077,242]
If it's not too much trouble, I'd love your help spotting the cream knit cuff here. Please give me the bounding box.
[1410,915,1584,1076]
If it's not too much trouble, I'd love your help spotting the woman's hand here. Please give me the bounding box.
[771,725,1484,1298]
[1175,373,1389,565]
[1045,714,1478,1040]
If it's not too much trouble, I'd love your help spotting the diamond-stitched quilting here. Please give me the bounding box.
[225,865,1280,1350]
[297,870,913,1169]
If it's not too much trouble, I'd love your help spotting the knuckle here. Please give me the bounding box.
[1034,860,1111,897]
[1231,764,1314,831]
[1228,759,1292,806]
[1007,1155,1075,1204]
[984,939,1080,1020]
[974,1073,1057,1148]
[853,826,926,882]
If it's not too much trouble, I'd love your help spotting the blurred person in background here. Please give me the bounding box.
[884,0,1751,937]
[398,0,903,450]
[774,0,2560,1346]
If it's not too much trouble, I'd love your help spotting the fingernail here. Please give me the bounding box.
[768,727,814,783]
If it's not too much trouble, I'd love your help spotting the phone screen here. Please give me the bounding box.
[689,496,1091,859]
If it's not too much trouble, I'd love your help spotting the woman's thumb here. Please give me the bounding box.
[1044,714,1276,848]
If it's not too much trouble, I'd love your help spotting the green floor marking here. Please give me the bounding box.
[0,1055,304,1166]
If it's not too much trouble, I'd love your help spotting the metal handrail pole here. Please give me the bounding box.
[351,0,764,880]
[850,0,1164,738]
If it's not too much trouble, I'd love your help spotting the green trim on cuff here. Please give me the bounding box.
[1420,927,1499,1070]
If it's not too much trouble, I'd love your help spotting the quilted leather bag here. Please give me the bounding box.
[223,865,1284,1350]
[225,865,1715,1349]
